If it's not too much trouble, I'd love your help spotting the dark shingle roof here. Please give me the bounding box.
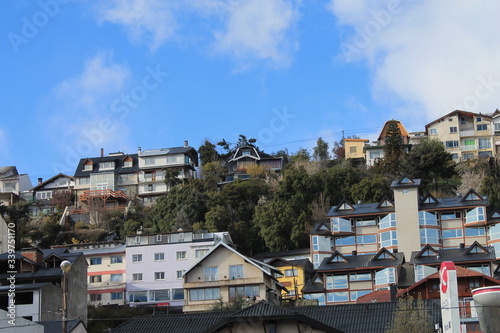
[410,243,496,266]
[317,251,405,272]
[74,154,139,177]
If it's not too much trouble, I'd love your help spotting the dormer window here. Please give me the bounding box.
[123,160,132,167]
[99,161,115,170]
[83,163,92,171]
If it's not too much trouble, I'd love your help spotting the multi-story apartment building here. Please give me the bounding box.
[137,141,198,205]
[52,240,127,306]
[311,177,493,268]
[0,166,32,205]
[125,230,231,308]
[183,241,286,313]
[426,110,495,162]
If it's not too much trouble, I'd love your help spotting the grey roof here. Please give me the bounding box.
[30,173,74,191]
[317,251,405,272]
[410,243,496,266]
[67,244,126,256]
[327,201,395,218]
[397,262,416,288]
[140,146,199,166]
[74,153,139,177]
[0,166,18,178]
[36,319,84,333]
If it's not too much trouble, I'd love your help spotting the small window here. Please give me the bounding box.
[147,184,154,192]
[154,272,165,280]
[79,177,90,185]
[154,252,165,261]
[90,294,102,302]
[156,234,162,242]
[132,273,143,281]
[145,157,155,165]
[83,163,93,171]
[285,269,298,277]
[477,124,488,131]
[111,256,122,264]
[90,275,102,283]
[90,258,102,265]
[111,292,123,300]
[123,160,132,167]
[176,251,187,260]
[242,151,251,156]
[177,270,184,279]
[430,128,438,135]
[349,146,357,153]
[99,161,115,170]
[132,254,143,263]
[195,249,209,258]
[450,127,457,133]
[110,274,123,282]
[476,116,482,122]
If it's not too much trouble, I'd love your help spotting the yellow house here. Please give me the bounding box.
[267,258,314,300]
[183,242,287,312]
[344,139,369,159]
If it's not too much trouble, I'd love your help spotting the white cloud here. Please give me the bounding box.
[213,0,300,70]
[94,0,178,51]
[329,0,500,122]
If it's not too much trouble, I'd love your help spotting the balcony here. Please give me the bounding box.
[184,275,264,289]
[80,189,128,202]
[460,129,476,137]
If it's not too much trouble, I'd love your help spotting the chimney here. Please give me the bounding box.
[38,178,43,185]
[22,247,44,264]
[351,250,357,256]
[459,243,465,249]
[100,148,104,157]
[138,147,142,155]
[184,140,189,147]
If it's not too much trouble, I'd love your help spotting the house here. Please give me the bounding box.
[425,110,495,162]
[223,145,283,183]
[302,248,404,305]
[52,240,127,306]
[343,139,369,160]
[491,109,500,155]
[126,230,231,309]
[266,257,314,300]
[182,241,286,313]
[0,166,32,205]
[137,142,198,205]
[28,173,75,216]
[311,176,493,268]
[364,120,411,167]
[0,247,87,325]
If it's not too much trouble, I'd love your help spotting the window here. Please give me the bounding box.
[466,265,490,276]
[479,138,491,149]
[415,265,438,282]
[469,278,481,289]
[495,123,500,131]
[146,184,154,192]
[375,267,395,285]
[242,151,251,156]
[356,234,377,244]
[312,236,319,251]
[204,267,218,281]
[331,218,352,233]
[477,124,488,131]
[335,236,355,246]
[419,211,438,225]
[129,291,147,302]
[349,146,357,153]
[442,229,463,239]
[285,269,298,277]
[430,128,437,135]
[150,289,170,301]
[464,228,485,237]
[326,274,348,289]
[229,265,244,279]
[123,160,132,167]
[111,292,123,300]
[132,273,143,281]
[349,272,371,281]
[172,288,184,300]
[441,211,461,220]
[90,257,102,265]
[370,151,381,159]
[420,228,440,244]
[445,140,459,148]
[99,161,115,169]
[479,151,493,158]
[489,224,500,240]
[350,290,372,301]
[154,272,165,280]
[195,249,209,258]
[110,274,123,282]
[144,157,155,165]
[90,294,102,302]
[379,214,396,229]
[476,116,483,122]
[177,270,184,279]
[190,288,220,301]
[451,153,459,160]
[380,230,398,247]
[450,127,457,133]
[154,252,165,261]
[90,275,102,283]
[36,191,53,200]
[111,256,122,264]
[463,153,474,160]
[132,254,143,263]
[356,218,376,226]
[83,163,93,171]
[176,251,186,260]
[229,285,259,298]
[466,207,485,224]
[185,156,191,163]
[327,292,349,302]
[79,177,90,185]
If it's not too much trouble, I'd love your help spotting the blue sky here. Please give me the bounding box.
[2,0,500,186]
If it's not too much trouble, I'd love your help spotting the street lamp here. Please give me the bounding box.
[60,260,72,333]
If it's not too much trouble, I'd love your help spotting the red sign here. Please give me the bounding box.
[440,261,455,294]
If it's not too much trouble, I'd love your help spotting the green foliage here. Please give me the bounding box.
[405,138,456,192]
[87,305,150,333]
[3,201,32,250]
[482,175,500,208]
[351,176,392,203]
[209,296,250,312]
[198,139,220,166]
[123,219,142,236]
[290,148,311,164]
[386,295,435,333]
[313,137,330,161]
[319,163,365,204]
[380,120,406,177]
[163,168,182,188]
[75,221,88,229]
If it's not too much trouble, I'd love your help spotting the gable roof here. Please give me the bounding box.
[410,242,496,265]
[31,173,74,191]
[0,166,18,179]
[317,249,404,272]
[183,241,281,278]
[378,120,409,140]
[74,154,139,177]
[425,110,493,130]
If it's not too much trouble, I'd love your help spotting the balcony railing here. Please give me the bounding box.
[460,129,475,137]
[80,189,128,202]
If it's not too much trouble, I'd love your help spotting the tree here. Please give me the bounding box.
[313,137,330,161]
[3,201,33,250]
[405,138,456,193]
[386,295,435,333]
[350,175,392,203]
[163,167,182,188]
[332,135,359,160]
[290,148,311,164]
[380,120,406,177]
[198,139,220,166]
